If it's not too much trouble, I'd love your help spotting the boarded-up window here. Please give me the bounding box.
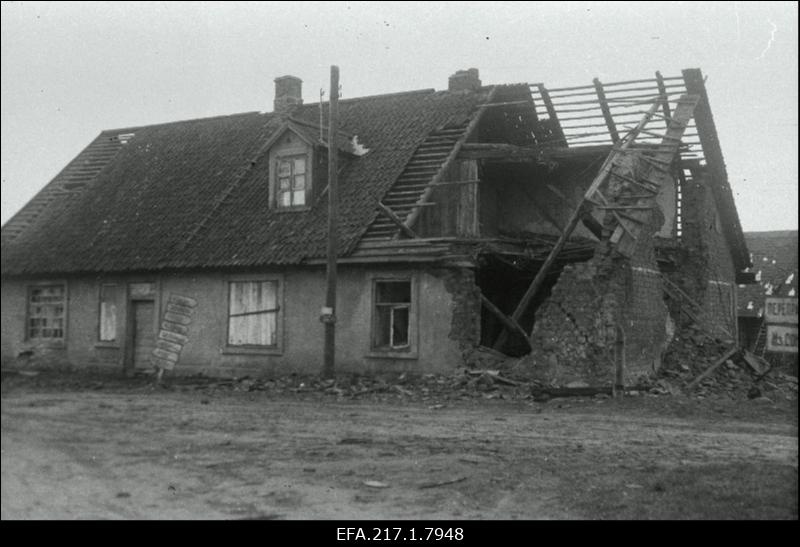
[28,285,65,340]
[276,155,308,208]
[99,284,119,342]
[228,281,279,347]
[373,280,411,350]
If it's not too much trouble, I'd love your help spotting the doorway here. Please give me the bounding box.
[129,300,155,371]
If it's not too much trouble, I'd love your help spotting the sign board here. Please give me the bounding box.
[766,325,798,353]
[764,297,798,325]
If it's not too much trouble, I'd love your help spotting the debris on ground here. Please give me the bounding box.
[418,476,467,489]
[1,333,795,404]
[659,324,797,401]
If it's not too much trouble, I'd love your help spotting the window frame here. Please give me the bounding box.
[221,274,284,356]
[96,283,121,346]
[368,276,418,359]
[25,281,67,346]
[275,153,310,210]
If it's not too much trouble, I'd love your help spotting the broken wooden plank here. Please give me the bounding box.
[740,349,771,376]
[686,347,739,391]
[480,293,531,351]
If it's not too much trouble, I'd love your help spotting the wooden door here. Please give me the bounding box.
[131,300,155,369]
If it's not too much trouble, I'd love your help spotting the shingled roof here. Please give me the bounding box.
[1,87,493,275]
[738,230,798,317]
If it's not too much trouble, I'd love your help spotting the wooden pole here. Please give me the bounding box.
[322,65,339,379]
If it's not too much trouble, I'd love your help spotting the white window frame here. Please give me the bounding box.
[275,153,310,209]
[97,283,121,345]
[25,281,67,345]
[221,274,284,356]
[368,276,418,359]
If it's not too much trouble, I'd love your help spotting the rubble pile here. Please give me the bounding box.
[659,325,798,401]
[173,369,541,404]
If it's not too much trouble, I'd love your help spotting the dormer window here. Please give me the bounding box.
[268,127,318,211]
[277,155,308,208]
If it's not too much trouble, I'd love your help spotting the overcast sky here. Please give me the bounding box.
[2,1,797,231]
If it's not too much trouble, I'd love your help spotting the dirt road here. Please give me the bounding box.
[2,379,797,519]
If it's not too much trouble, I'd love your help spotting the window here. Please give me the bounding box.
[373,280,412,351]
[227,281,280,347]
[276,155,308,208]
[28,285,65,340]
[98,284,119,342]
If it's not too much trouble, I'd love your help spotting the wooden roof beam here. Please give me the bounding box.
[458,142,542,162]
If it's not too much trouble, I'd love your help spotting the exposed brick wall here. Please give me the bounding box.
[528,257,619,385]
[527,195,670,386]
[438,267,482,356]
[623,205,671,380]
[670,171,737,340]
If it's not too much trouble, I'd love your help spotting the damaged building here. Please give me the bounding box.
[0,68,753,387]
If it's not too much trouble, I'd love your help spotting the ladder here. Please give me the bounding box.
[361,124,468,241]
[753,320,768,356]
[493,94,699,350]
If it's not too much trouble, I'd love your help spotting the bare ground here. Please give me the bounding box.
[1,372,797,520]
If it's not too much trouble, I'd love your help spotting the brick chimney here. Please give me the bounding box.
[448,68,481,92]
[274,75,303,114]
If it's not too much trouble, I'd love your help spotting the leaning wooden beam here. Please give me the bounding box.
[538,145,613,161]
[493,100,662,351]
[685,346,739,391]
[655,71,672,121]
[536,84,568,145]
[377,202,418,239]
[479,293,532,351]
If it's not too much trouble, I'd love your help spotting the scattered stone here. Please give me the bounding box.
[566,381,590,388]
[363,480,390,489]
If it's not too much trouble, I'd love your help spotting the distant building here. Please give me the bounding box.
[737,230,798,357]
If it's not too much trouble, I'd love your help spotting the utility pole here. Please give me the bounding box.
[322,65,339,379]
